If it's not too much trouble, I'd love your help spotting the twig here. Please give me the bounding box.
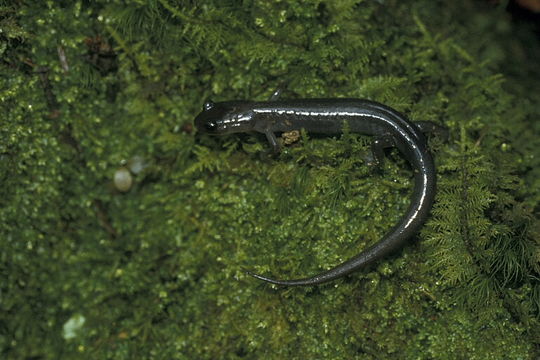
[57,45,69,73]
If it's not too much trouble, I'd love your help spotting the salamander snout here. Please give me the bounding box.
[194,99,257,135]
[194,100,223,134]
[203,120,218,132]
[195,115,219,134]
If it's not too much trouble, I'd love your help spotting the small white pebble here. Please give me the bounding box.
[114,167,132,192]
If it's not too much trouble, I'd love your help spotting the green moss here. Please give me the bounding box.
[1,0,539,359]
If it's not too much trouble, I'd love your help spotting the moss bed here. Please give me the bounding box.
[1,1,539,359]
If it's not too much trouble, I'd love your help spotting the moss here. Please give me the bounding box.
[1,0,539,359]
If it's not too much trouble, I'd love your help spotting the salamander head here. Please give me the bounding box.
[195,99,256,135]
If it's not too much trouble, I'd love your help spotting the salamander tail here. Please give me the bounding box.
[244,269,323,287]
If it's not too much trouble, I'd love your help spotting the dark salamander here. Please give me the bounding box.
[195,94,441,287]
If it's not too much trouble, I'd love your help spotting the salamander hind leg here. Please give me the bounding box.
[365,134,395,170]
[415,121,449,142]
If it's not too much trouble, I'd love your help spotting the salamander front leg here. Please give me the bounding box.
[415,121,449,142]
[265,130,281,154]
[366,134,395,169]
[268,89,282,101]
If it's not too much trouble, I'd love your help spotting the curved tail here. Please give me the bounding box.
[245,236,406,286]
[246,148,436,287]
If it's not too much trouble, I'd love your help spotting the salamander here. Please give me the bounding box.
[194,93,441,286]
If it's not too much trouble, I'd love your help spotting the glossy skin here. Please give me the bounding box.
[195,97,437,286]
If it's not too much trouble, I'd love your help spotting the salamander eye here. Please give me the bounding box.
[205,121,218,132]
[203,100,215,111]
